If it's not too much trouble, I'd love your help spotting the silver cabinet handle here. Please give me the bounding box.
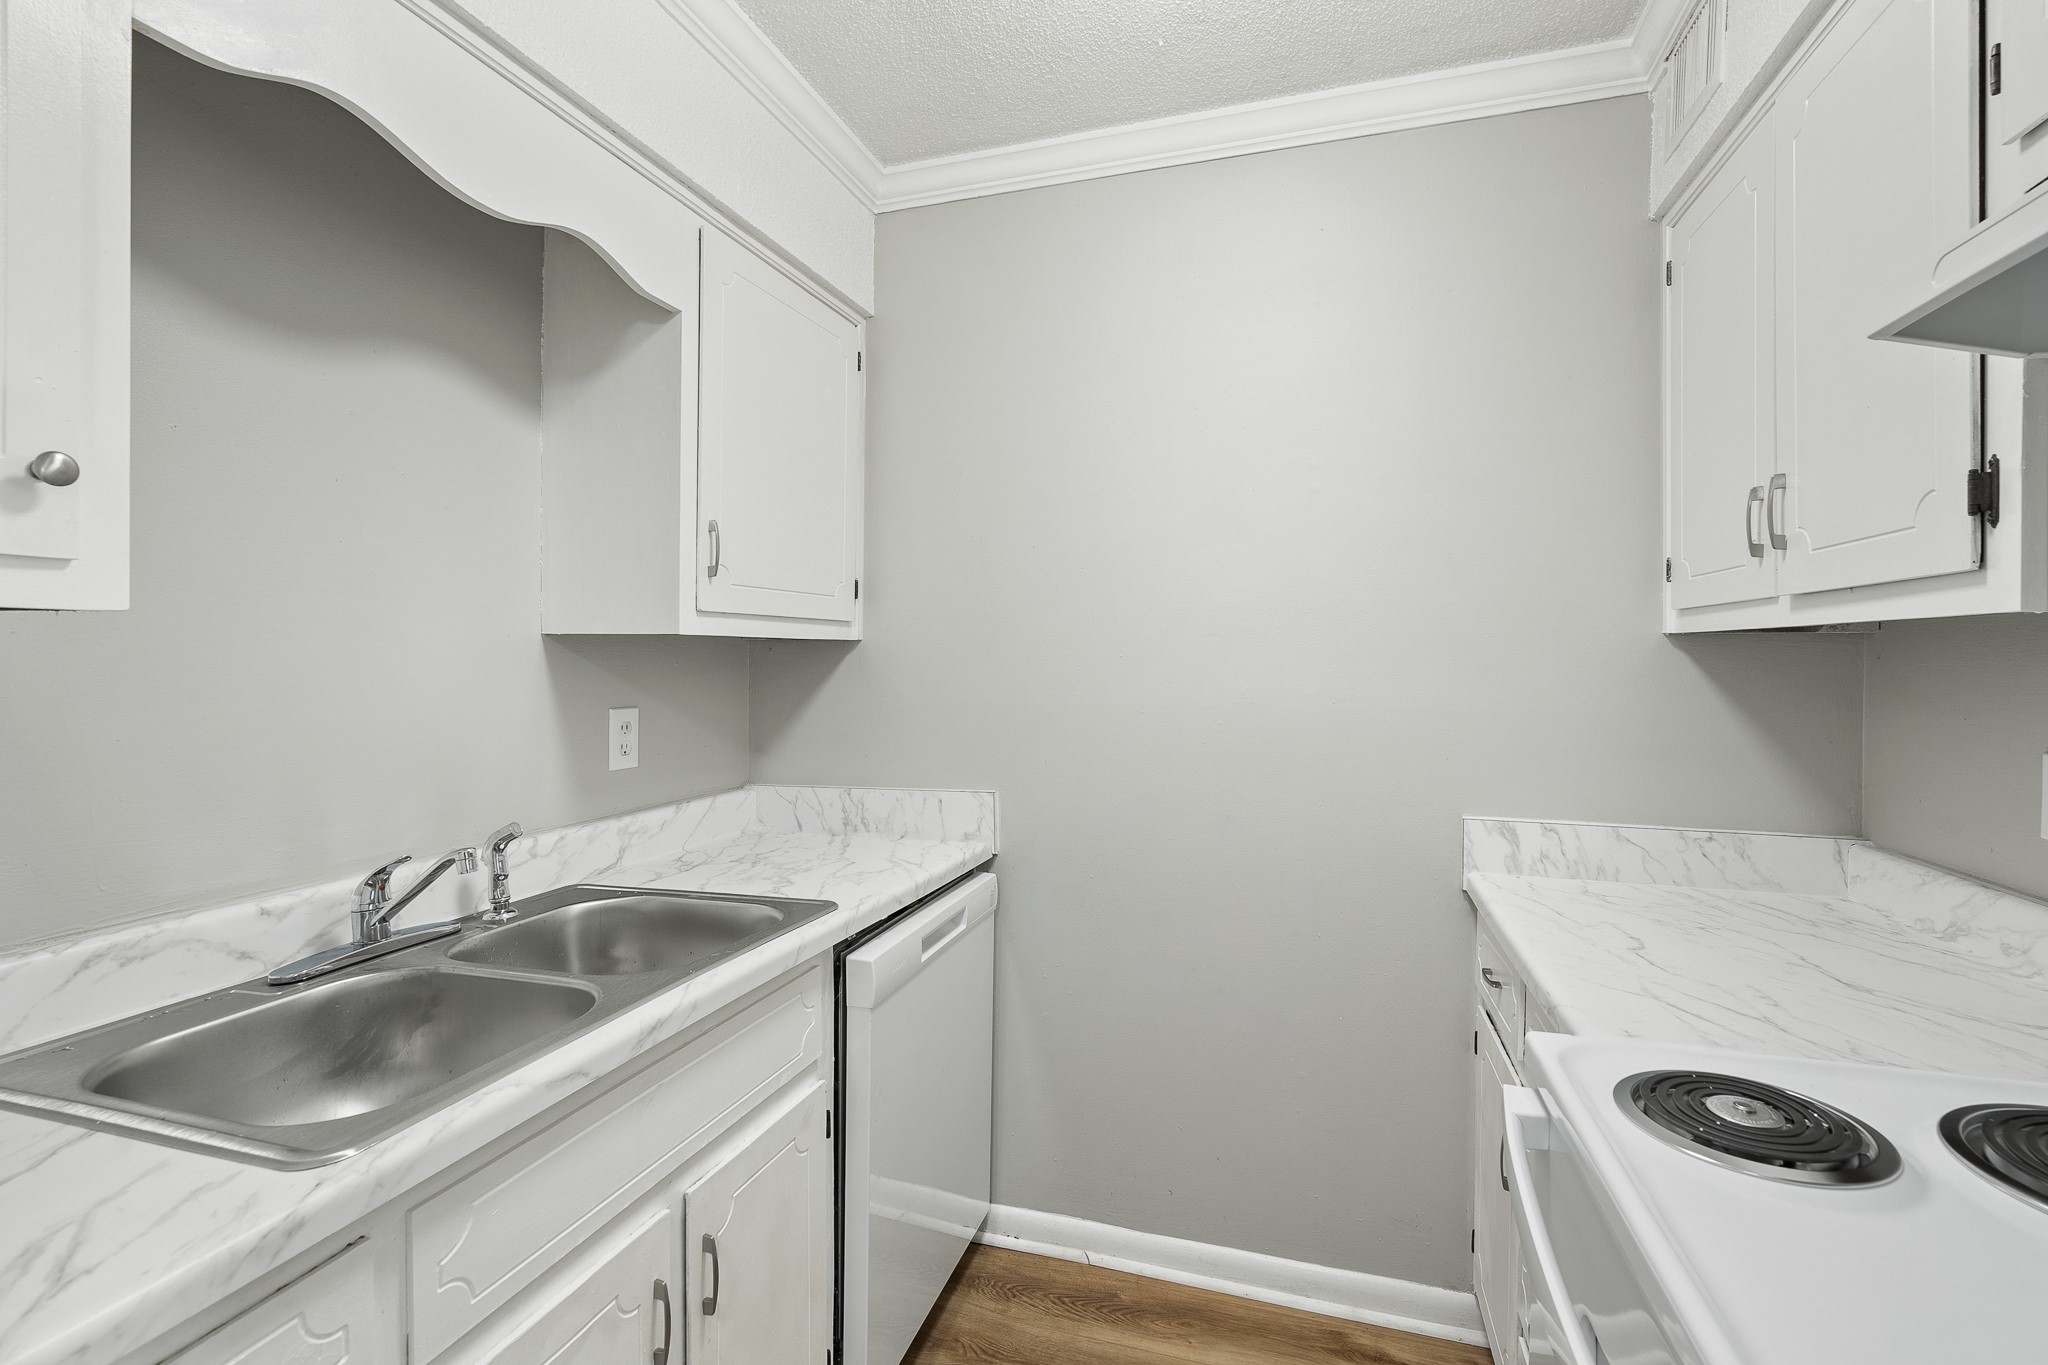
[1746,485,1766,559]
[1481,967,1504,992]
[651,1278,671,1365]
[26,451,79,487]
[706,520,721,578]
[1767,473,1788,551]
[701,1233,720,1316]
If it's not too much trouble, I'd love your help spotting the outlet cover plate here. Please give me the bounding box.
[609,707,639,771]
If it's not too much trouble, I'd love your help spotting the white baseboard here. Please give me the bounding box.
[976,1204,1487,1348]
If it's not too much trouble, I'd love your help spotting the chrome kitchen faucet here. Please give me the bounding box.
[269,845,480,985]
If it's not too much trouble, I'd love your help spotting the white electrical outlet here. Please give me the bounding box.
[609,707,639,771]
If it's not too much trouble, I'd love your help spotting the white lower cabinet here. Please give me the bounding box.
[458,1207,676,1365]
[1472,1009,1521,1364]
[166,1244,393,1365]
[683,1080,834,1365]
[147,964,830,1365]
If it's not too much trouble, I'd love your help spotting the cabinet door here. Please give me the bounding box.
[464,1206,675,1365]
[1774,0,1979,596]
[0,0,129,608]
[697,229,863,624]
[1472,1011,1520,1364]
[1989,0,2048,210]
[169,1244,395,1365]
[683,1081,832,1365]
[1667,122,1777,609]
[1994,0,2048,148]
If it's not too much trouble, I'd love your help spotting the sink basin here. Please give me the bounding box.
[85,968,596,1128]
[0,882,835,1167]
[448,887,807,976]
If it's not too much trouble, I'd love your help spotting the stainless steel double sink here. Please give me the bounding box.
[0,885,834,1168]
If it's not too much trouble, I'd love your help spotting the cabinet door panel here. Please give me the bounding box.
[1472,1010,1519,1363]
[1775,0,1979,596]
[1668,123,1777,609]
[697,230,862,624]
[0,0,128,606]
[1995,0,2048,147]
[169,1244,393,1365]
[462,1207,674,1365]
[684,1081,831,1365]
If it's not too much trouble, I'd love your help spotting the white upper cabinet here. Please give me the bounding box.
[1663,0,2041,631]
[0,0,129,610]
[1772,0,1978,597]
[1988,0,2048,210]
[0,0,866,628]
[540,228,866,640]
[697,230,864,627]
[1667,123,1776,610]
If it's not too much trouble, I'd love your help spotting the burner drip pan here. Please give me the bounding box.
[1942,1105,2048,1210]
[1619,1070,1901,1187]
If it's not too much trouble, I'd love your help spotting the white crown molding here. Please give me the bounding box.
[647,0,886,209]
[659,0,1688,214]
[873,38,1647,210]
[1632,0,1704,70]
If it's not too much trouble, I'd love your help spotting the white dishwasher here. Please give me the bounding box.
[839,871,997,1365]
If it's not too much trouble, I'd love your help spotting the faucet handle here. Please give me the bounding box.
[355,855,413,912]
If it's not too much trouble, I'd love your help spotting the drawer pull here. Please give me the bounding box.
[652,1278,671,1365]
[1481,968,1504,992]
[701,1233,721,1316]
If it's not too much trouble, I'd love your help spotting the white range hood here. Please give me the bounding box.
[1877,178,2048,356]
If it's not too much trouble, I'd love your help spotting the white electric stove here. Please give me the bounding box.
[1509,1033,2048,1365]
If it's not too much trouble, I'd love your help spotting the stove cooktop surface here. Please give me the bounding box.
[1527,1035,2048,1365]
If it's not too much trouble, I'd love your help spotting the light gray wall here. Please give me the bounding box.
[0,42,748,949]
[750,96,1864,1291]
[1863,616,2048,897]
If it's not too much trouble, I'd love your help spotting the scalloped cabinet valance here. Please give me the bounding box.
[0,0,865,638]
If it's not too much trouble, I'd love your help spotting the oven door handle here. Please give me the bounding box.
[1504,1085,1603,1365]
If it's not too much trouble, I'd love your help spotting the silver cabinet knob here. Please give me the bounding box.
[26,451,79,487]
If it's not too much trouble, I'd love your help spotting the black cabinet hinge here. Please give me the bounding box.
[1471,1229,1477,1253]
[856,351,863,372]
[853,579,860,600]
[1968,456,2002,527]
[825,1107,833,1138]
[1664,557,1673,583]
[1992,43,2004,97]
[1665,261,1673,286]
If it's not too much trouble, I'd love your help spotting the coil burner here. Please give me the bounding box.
[1941,1105,2048,1211]
[1617,1070,1901,1186]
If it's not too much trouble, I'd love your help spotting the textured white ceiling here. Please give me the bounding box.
[732,0,1649,166]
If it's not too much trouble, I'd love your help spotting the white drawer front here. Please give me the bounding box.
[409,966,822,1362]
[1475,923,1524,1060]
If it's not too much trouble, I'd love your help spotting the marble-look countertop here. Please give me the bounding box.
[1463,818,2048,1080]
[0,785,997,1365]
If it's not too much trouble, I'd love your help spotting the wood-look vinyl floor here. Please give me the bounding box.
[899,1244,1494,1365]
